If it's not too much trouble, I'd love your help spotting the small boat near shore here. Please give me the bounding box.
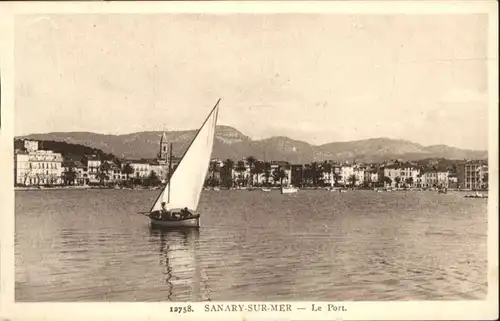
[465,192,488,199]
[281,185,298,194]
[139,99,221,228]
[262,188,271,192]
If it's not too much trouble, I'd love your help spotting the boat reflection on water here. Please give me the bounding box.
[148,226,211,301]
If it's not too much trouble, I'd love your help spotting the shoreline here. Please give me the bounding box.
[14,186,488,193]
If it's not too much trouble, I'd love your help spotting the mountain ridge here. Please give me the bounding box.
[17,126,487,163]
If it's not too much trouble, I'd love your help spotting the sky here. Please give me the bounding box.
[14,14,489,150]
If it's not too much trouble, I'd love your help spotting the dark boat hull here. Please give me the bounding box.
[148,212,200,227]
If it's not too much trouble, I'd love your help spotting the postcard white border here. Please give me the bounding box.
[1,1,498,320]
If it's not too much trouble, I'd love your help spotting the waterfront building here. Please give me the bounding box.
[378,164,420,188]
[457,161,488,190]
[129,160,152,179]
[378,165,399,187]
[419,170,449,188]
[107,161,123,183]
[86,155,102,184]
[340,165,354,185]
[364,168,379,185]
[448,173,458,189]
[14,152,31,185]
[398,166,420,187]
[61,159,88,186]
[119,132,173,182]
[74,161,88,185]
[14,140,64,186]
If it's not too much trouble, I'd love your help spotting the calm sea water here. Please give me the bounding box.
[15,189,487,302]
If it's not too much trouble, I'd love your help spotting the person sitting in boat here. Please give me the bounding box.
[180,207,190,219]
[160,202,169,219]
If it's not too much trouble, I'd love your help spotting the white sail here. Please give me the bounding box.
[151,100,220,212]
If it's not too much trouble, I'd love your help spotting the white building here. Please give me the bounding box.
[14,140,64,186]
[340,165,354,185]
[379,164,420,187]
[419,170,449,188]
[86,156,102,184]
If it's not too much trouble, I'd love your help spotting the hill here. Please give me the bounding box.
[17,126,487,164]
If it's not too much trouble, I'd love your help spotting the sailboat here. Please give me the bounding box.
[141,99,221,228]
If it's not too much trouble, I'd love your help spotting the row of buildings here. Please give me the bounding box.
[14,137,489,190]
[14,134,173,187]
[220,160,487,190]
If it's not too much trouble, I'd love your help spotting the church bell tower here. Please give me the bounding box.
[158,132,169,161]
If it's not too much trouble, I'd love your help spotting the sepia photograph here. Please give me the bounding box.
[0,1,498,320]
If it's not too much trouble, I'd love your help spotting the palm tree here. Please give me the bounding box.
[209,160,220,187]
[302,164,312,187]
[310,162,322,187]
[235,160,247,187]
[252,161,264,186]
[263,162,272,187]
[245,156,257,187]
[348,174,358,188]
[322,161,332,187]
[272,167,287,186]
[222,158,234,188]
[482,172,488,189]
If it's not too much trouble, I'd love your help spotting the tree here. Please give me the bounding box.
[272,167,287,186]
[222,158,234,188]
[235,160,247,187]
[245,156,257,187]
[405,177,414,187]
[310,162,321,186]
[122,163,134,181]
[252,161,264,186]
[348,174,358,188]
[482,172,488,189]
[209,161,220,187]
[21,171,31,186]
[14,139,120,162]
[383,176,392,187]
[147,170,161,187]
[62,164,77,186]
[263,162,272,187]
[291,165,303,187]
[97,161,111,186]
[48,173,59,186]
[322,162,332,187]
[302,164,312,186]
[394,176,401,188]
[332,172,342,187]
[34,173,45,186]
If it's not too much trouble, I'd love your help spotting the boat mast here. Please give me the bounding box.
[167,142,173,203]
